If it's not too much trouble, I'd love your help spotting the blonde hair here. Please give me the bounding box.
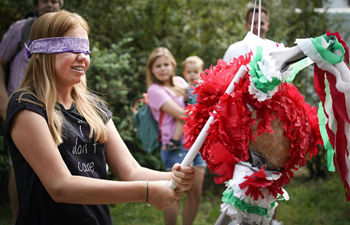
[146,47,186,96]
[182,55,204,71]
[15,10,108,145]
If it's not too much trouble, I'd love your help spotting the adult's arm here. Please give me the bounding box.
[160,98,186,120]
[0,20,25,119]
[148,78,188,120]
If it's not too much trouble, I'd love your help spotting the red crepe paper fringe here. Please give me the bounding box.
[184,54,322,199]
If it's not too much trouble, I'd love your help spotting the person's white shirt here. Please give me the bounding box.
[223,32,283,64]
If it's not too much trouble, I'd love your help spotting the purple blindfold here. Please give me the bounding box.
[25,37,90,59]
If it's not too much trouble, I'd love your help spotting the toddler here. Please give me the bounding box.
[167,56,204,150]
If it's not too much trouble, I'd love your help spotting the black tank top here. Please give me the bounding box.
[5,91,113,225]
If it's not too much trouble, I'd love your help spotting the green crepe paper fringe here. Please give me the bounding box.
[248,33,345,94]
[317,102,336,172]
[248,46,281,93]
[284,57,313,83]
[221,188,272,218]
[311,34,345,65]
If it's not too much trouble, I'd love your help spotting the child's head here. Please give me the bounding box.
[146,47,177,87]
[182,56,204,86]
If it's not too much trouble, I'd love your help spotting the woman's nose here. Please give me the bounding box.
[76,52,89,60]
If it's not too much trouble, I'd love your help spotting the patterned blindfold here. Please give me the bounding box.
[25,37,90,59]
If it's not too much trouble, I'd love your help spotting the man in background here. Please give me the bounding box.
[0,0,63,222]
[222,6,284,225]
[223,6,271,63]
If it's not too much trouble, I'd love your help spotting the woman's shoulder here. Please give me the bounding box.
[7,90,46,120]
[147,83,165,95]
[147,83,162,90]
[174,76,186,83]
[9,90,42,107]
[5,90,47,134]
[174,76,189,88]
[147,84,171,106]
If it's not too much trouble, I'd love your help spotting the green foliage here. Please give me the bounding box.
[87,39,137,142]
[0,0,33,38]
[306,145,329,178]
[268,1,329,46]
[0,134,9,201]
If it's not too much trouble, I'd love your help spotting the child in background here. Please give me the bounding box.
[182,55,204,105]
[147,47,206,225]
[168,56,204,150]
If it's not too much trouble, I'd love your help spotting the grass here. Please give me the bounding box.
[277,173,350,225]
[1,173,349,225]
[109,179,224,225]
